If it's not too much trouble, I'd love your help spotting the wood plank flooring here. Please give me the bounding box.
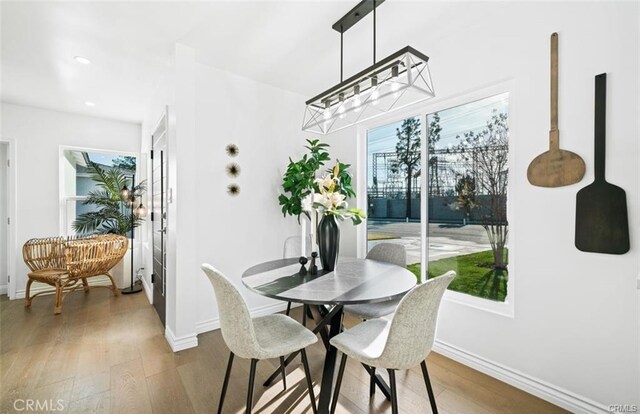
[0,290,568,413]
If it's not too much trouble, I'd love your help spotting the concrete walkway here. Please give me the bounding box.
[368,221,494,265]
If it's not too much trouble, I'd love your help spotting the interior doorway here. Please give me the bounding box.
[0,141,11,297]
[151,109,168,326]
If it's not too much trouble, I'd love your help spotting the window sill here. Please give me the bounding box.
[443,289,514,318]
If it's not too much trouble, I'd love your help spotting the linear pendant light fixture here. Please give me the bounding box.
[302,0,435,134]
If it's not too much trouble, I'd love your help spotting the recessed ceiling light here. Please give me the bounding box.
[84,101,95,107]
[74,56,91,65]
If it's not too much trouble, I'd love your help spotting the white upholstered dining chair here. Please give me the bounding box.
[343,243,408,320]
[329,271,456,414]
[201,264,318,414]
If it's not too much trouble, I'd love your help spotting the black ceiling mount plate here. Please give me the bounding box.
[332,0,386,33]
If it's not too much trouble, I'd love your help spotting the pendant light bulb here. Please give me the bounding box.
[119,185,130,201]
[135,203,147,218]
[371,76,379,105]
[391,65,400,92]
[338,93,346,119]
[323,99,331,120]
[352,85,362,111]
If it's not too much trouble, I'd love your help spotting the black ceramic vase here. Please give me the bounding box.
[317,214,340,271]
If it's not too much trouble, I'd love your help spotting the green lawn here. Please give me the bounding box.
[407,249,508,302]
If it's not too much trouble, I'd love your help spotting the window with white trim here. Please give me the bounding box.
[61,149,137,236]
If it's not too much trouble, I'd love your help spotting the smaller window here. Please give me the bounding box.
[61,150,138,237]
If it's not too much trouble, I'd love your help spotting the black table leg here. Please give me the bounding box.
[309,305,331,350]
[317,305,343,413]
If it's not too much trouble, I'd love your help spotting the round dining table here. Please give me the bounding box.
[242,256,417,413]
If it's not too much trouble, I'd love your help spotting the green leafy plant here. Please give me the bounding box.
[279,139,330,222]
[72,161,146,236]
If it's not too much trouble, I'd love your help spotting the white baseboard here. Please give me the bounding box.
[195,301,295,334]
[14,276,114,299]
[0,284,7,295]
[141,276,153,304]
[433,339,610,414]
[165,325,198,352]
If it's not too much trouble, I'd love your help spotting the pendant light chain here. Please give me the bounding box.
[373,0,376,64]
[340,29,344,82]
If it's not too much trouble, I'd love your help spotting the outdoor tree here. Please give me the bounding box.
[455,174,477,225]
[391,117,421,219]
[111,156,136,172]
[427,113,442,196]
[455,110,509,269]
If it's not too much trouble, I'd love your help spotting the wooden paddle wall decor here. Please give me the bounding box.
[575,73,630,254]
[527,33,585,187]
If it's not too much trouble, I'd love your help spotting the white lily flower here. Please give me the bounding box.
[313,193,333,209]
[316,175,334,190]
[301,194,313,212]
[330,192,347,208]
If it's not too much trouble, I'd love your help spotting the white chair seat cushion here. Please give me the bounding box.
[252,314,318,359]
[330,318,392,368]
[343,298,401,319]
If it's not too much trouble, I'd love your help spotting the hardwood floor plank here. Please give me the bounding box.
[68,390,110,414]
[146,368,195,414]
[139,334,179,378]
[109,358,153,414]
[71,371,110,402]
[37,340,82,387]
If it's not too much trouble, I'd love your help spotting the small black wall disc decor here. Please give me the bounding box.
[227,183,240,197]
[226,163,240,178]
[575,73,630,254]
[225,144,239,157]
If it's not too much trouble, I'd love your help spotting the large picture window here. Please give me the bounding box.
[365,92,510,303]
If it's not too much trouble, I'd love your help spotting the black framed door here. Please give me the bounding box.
[151,109,168,325]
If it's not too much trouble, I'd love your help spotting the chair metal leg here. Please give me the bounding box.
[369,366,376,396]
[279,356,287,390]
[286,301,292,316]
[387,369,399,414]
[247,359,258,414]
[217,352,234,414]
[330,353,348,414]
[300,349,317,414]
[81,277,90,292]
[421,361,438,414]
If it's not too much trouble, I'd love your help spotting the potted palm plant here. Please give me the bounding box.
[73,161,146,288]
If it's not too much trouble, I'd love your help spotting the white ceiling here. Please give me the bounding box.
[1,1,460,124]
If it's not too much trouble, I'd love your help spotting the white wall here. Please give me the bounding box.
[163,45,309,346]
[0,103,141,298]
[0,143,8,294]
[320,1,639,411]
